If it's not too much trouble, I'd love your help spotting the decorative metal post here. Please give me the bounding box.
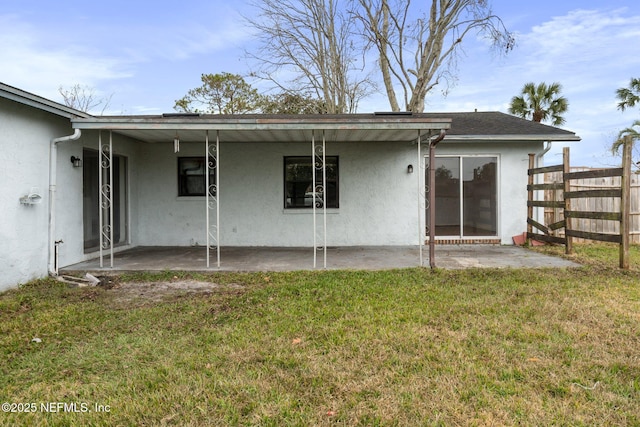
[206,130,220,268]
[99,131,114,268]
[312,130,327,269]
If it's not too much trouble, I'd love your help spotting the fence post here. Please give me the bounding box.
[563,147,573,254]
[620,135,632,269]
[527,154,535,244]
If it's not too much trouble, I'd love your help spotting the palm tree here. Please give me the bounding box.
[614,79,640,167]
[615,78,640,111]
[612,120,640,154]
[508,82,569,126]
[612,121,640,170]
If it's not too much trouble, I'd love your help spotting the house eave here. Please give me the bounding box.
[0,82,91,119]
[71,114,453,144]
[71,115,452,131]
[442,134,582,143]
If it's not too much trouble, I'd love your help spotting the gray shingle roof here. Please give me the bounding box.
[423,111,578,139]
[72,110,580,143]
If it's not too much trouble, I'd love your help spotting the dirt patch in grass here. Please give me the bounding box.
[102,278,245,308]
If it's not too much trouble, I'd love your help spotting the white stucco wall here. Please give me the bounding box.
[0,98,71,291]
[134,139,542,247]
[135,141,419,246]
[0,96,143,289]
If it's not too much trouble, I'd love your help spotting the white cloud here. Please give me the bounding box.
[0,14,133,100]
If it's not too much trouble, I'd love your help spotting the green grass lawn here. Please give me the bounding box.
[1,245,639,426]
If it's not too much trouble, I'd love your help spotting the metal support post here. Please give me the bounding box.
[312,130,327,269]
[427,130,446,268]
[206,130,220,268]
[417,131,424,266]
[99,131,114,268]
[428,140,436,268]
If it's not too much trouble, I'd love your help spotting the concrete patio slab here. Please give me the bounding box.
[61,245,580,273]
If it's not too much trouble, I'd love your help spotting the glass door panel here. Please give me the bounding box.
[462,157,497,236]
[428,157,460,236]
[427,156,498,239]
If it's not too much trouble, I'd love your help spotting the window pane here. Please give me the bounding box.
[463,157,497,236]
[431,157,460,236]
[284,156,338,208]
[178,157,215,197]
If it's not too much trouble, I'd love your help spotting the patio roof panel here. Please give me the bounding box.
[71,113,452,144]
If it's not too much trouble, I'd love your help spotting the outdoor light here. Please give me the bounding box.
[407,164,414,174]
[174,133,180,153]
[70,155,82,167]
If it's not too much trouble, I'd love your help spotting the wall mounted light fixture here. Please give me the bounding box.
[70,156,82,168]
[407,164,414,174]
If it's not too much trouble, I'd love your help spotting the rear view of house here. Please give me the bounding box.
[0,82,580,291]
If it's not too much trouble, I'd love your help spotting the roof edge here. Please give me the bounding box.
[443,134,581,142]
[0,82,91,119]
[71,114,453,131]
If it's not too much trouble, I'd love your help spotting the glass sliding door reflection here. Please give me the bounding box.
[427,157,461,236]
[427,156,498,238]
[462,157,497,236]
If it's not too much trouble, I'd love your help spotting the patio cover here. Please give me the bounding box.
[70,113,452,269]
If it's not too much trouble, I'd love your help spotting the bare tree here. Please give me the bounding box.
[246,0,374,113]
[354,0,515,112]
[58,84,113,114]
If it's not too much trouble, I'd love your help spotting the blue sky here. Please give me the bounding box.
[1,0,640,167]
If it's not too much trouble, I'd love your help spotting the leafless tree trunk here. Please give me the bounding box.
[246,0,373,113]
[354,0,514,112]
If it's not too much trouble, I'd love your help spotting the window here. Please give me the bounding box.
[284,156,339,208]
[427,156,498,237]
[178,157,216,197]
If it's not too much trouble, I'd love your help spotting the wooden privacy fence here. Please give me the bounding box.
[527,138,633,269]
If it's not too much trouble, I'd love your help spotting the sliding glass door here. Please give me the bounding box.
[427,156,498,238]
[83,148,129,252]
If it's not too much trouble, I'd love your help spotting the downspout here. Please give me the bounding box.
[537,141,552,162]
[48,128,82,276]
[429,129,446,268]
